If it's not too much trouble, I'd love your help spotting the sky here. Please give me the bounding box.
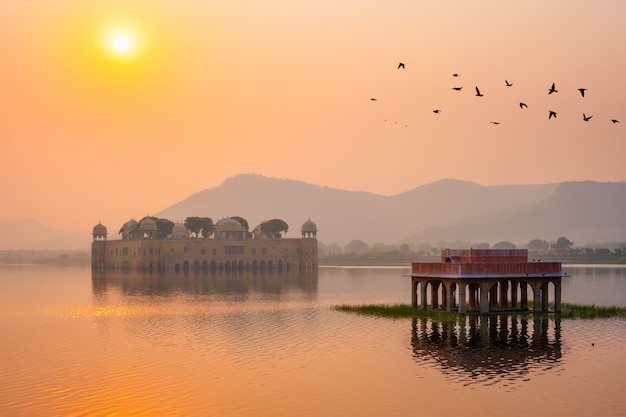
[2,1,626,233]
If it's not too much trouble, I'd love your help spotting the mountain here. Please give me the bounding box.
[402,181,626,246]
[0,219,90,250]
[156,174,574,245]
[3,176,624,250]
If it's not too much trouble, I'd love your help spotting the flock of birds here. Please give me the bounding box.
[370,63,621,126]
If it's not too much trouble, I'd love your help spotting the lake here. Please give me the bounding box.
[0,264,625,416]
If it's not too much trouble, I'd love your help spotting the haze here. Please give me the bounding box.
[1,1,625,234]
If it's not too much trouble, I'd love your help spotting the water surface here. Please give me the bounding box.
[0,264,624,416]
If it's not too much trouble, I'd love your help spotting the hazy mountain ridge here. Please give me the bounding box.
[403,181,626,245]
[2,175,623,250]
[0,219,90,250]
[156,173,618,246]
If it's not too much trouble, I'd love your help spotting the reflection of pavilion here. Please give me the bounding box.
[91,268,318,297]
[411,315,562,386]
[409,249,566,314]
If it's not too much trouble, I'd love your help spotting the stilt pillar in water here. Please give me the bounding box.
[533,284,543,313]
[480,282,490,314]
[458,282,467,314]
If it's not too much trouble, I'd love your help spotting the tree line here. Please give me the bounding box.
[139,216,289,239]
[320,236,626,258]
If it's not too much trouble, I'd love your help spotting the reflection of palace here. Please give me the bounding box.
[409,249,566,313]
[92,268,319,297]
[411,316,562,386]
[91,217,318,272]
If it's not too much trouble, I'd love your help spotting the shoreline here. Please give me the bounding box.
[0,250,624,266]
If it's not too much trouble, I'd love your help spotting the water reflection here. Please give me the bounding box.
[92,268,318,298]
[410,315,562,388]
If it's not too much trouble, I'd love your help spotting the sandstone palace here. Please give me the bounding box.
[91,217,318,272]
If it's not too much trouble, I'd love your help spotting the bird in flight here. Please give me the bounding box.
[433,109,441,113]
[452,73,460,77]
[398,62,405,69]
[583,113,593,121]
[452,87,463,91]
[579,88,587,97]
[490,121,500,125]
[370,98,377,101]
[505,80,513,87]
[519,102,528,109]
[475,86,484,97]
[548,83,558,94]
[549,110,558,119]
[611,119,620,123]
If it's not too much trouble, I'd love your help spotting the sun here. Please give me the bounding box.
[100,23,144,60]
[111,34,132,53]
[108,31,135,55]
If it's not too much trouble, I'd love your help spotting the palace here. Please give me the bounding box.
[409,248,566,314]
[91,217,318,272]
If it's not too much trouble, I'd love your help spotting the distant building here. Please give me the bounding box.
[91,217,318,272]
[408,249,566,314]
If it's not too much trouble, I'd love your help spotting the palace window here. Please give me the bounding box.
[225,246,244,255]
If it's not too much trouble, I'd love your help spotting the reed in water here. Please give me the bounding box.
[333,303,626,320]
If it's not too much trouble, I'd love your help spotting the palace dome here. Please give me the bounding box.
[216,218,245,232]
[301,218,317,232]
[170,222,190,238]
[139,217,158,231]
[92,222,107,235]
[121,219,139,232]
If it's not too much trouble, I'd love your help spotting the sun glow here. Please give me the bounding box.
[101,23,144,60]
[111,34,132,53]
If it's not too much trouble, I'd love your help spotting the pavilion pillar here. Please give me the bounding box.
[511,281,519,308]
[521,283,528,309]
[442,284,448,310]
[420,281,428,310]
[533,283,542,313]
[542,283,549,312]
[458,282,467,314]
[412,280,418,308]
[480,282,490,314]
[446,283,455,312]
[554,281,562,313]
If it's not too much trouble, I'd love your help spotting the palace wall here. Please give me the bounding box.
[92,237,317,272]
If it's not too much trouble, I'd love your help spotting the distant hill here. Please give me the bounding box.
[3,175,623,250]
[402,181,626,246]
[0,219,90,250]
[156,174,572,245]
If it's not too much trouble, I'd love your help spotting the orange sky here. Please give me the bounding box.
[1,1,625,233]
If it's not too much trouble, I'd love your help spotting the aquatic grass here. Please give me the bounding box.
[559,303,626,319]
[333,302,626,320]
[333,303,459,323]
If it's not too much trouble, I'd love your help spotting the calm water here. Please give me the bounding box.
[0,264,625,416]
